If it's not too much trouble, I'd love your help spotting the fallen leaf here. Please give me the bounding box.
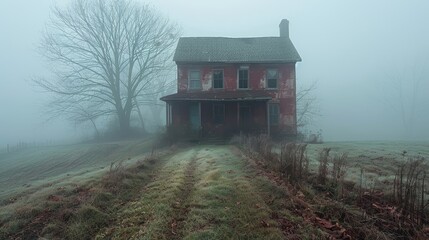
[261,220,270,227]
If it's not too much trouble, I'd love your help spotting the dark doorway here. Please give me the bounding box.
[239,104,252,131]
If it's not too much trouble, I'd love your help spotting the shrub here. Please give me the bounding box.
[331,153,348,198]
[393,156,428,225]
[279,143,309,183]
[103,159,126,193]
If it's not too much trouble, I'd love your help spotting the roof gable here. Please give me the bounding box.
[173,37,301,63]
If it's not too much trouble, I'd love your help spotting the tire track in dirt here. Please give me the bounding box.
[167,148,199,239]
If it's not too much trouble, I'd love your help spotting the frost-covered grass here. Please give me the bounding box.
[181,146,286,239]
[97,147,196,239]
[3,141,427,239]
[0,139,154,202]
[99,145,322,239]
[305,141,429,189]
[0,139,169,240]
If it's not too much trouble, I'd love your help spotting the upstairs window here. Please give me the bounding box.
[213,104,225,124]
[238,67,249,89]
[189,70,201,89]
[269,103,280,125]
[213,70,224,89]
[267,69,278,89]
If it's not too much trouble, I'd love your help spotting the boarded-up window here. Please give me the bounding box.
[238,68,249,89]
[269,103,279,125]
[213,70,224,89]
[213,104,225,124]
[189,70,201,89]
[267,69,278,89]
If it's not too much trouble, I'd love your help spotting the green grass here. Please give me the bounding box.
[4,141,422,239]
[181,146,283,239]
[98,145,322,239]
[97,148,197,239]
[0,139,169,240]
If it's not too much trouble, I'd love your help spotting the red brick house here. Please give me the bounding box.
[161,19,301,139]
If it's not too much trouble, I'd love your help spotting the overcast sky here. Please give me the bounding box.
[1,0,428,145]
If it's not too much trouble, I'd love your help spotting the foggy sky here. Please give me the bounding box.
[1,0,428,145]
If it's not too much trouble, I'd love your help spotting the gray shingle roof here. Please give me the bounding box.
[173,37,301,63]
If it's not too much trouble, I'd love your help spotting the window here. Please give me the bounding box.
[269,104,279,125]
[213,70,224,89]
[189,70,201,89]
[267,69,278,89]
[238,67,249,89]
[213,104,225,124]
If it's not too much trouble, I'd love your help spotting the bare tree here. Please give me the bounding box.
[46,100,105,138]
[35,0,180,136]
[138,69,176,129]
[379,63,427,139]
[296,81,320,129]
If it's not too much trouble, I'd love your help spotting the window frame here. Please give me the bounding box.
[213,103,225,124]
[266,69,279,89]
[269,103,280,126]
[237,66,249,89]
[212,69,224,89]
[188,69,201,90]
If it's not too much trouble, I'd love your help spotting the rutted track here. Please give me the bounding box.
[98,145,322,239]
[168,151,198,239]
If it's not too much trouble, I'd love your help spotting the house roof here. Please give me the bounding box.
[160,90,273,102]
[173,37,301,63]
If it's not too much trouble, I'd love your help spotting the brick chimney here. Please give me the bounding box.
[279,19,289,38]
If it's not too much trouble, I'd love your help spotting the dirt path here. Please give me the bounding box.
[97,145,322,239]
[168,150,198,239]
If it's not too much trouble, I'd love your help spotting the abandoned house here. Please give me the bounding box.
[161,19,301,139]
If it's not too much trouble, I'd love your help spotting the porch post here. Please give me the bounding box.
[237,102,240,127]
[167,103,172,126]
[198,101,202,137]
[166,103,170,126]
[267,101,270,136]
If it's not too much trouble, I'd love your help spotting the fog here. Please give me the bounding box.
[1,0,428,146]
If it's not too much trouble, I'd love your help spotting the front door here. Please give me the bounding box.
[189,102,201,130]
[239,104,252,131]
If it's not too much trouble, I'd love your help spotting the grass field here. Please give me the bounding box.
[1,140,428,239]
[306,141,429,188]
[0,139,155,202]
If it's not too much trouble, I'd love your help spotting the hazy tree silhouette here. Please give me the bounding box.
[35,0,180,136]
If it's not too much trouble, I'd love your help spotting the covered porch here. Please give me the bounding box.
[161,90,277,139]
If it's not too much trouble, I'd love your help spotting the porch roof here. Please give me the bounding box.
[160,90,273,102]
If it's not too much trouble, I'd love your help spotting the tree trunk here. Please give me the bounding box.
[117,109,131,136]
[89,118,100,139]
[134,98,146,133]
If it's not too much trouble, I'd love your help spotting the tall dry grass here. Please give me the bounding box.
[279,142,309,183]
[393,156,428,225]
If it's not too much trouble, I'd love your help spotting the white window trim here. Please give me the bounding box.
[212,69,224,89]
[266,69,279,89]
[188,69,201,90]
[237,66,249,89]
